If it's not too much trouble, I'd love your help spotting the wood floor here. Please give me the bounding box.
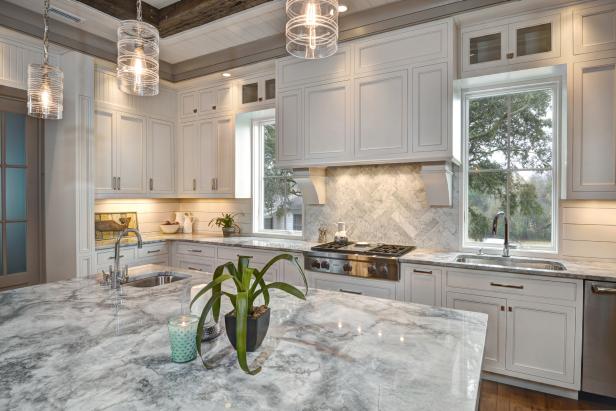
[479,381,616,411]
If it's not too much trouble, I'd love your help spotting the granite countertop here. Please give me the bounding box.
[0,264,487,411]
[95,234,316,254]
[401,249,616,282]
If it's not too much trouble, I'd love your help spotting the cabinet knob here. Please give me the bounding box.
[149,178,153,191]
[258,97,263,102]
[193,108,197,114]
[507,52,515,59]
[212,105,216,110]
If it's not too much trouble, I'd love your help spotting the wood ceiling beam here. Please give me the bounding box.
[157,0,274,38]
[76,0,159,27]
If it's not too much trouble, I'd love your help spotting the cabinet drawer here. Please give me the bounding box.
[217,247,276,265]
[137,243,168,259]
[177,257,217,273]
[176,242,216,258]
[310,272,397,300]
[446,270,578,302]
[97,247,136,266]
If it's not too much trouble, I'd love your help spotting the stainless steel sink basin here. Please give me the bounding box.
[125,272,190,288]
[455,255,566,271]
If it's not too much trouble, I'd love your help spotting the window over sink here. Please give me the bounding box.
[252,118,303,236]
[462,79,559,252]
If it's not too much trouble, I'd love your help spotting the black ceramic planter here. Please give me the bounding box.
[225,307,270,352]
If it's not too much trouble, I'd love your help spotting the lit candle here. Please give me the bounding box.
[167,314,199,363]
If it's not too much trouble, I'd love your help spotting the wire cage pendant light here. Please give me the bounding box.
[117,0,159,96]
[27,0,63,120]
[286,0,339,59]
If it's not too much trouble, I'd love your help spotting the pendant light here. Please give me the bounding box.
[286,0,339,59]
[117,0,159,96]
[27,0,63,120]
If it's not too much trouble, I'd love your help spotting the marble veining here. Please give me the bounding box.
[0,265,487,411]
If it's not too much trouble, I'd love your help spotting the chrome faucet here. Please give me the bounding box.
[110,228,143,289]
[492,211,510,257]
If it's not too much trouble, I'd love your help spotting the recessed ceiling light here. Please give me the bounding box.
[222,72,231,77]
[338,4,348,12]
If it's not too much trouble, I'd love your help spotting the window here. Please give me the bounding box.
[253,118,303,235]
[463,81,558,252]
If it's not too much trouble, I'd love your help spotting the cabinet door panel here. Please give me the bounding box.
[574,3,616,55]
[277,89,303,162]
[116,112,146,193]
[180,122,199,193]
[216,116,234,194]
[304,81,352,160]
[355,70,408,158]
[462,25,507,72]
[405,266,442,306]
[198,88,216,114]
[199,119,217,194]
[94,109,115,193]
[148,118,174,193]
[508,14,560,63]
[311,272,397,300]
[506,300,575,383]
[412,63,448,154]
[180,92,197,118]
[447,292,506,372]
[216,85,233,112]
[572,59,616,198]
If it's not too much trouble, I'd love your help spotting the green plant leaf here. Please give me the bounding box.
[190,273,233,309]
[249,254,308,297]
[195,292,223,360]
[237,255,251,275]
[250,281,305,306]
[223,291,237,310]
[235,291,261,375]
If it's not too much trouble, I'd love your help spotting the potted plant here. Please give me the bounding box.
[208,212,243,237]
[190,254,308,375]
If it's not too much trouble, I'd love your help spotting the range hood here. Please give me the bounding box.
[292,168,327,205]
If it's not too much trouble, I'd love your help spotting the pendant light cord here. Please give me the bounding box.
[43,0,50,65]
[137,0,142,22]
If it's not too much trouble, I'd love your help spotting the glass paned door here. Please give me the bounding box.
[0,91,41,289]
[470,33,503,65]
[516,23,552,57]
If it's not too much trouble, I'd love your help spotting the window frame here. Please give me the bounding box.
[461,79,561,254]
[251,117,304,237]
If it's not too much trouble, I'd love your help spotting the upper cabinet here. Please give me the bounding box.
[461,12,561,74]
[275,21,456,168]
[573,2,616,55]
[238,75,276,110]
[179,84,233,120]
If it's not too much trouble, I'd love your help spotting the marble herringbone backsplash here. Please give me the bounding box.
[304,164,459,249]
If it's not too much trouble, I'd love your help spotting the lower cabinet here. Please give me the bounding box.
[308,271,398,300]
[177,256,217,273]
[94,242,169,274]
[400,264,442,305]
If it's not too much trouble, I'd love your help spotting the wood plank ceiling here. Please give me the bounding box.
[76,0,274,38]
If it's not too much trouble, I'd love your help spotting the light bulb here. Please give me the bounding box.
[40,84,51,116]
[306,1,317,51]
[133,47,145,91]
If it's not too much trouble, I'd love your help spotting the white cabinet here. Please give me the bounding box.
[147,118,175,194]
[401,265,442,306]
[179,84,233,120]
[506,300,576,383]
[177,256,217,273]
[412,63,448,155]
[461,12,561,73]
[570,58,616,199]
[179,116,235,197]
[276,88,304,163]
[94,108,147,195]
[573,2,616,55]
[239,75,276,110]
[354,70,408,159]
[447,292,507,372]
[304,81,352,161]
[308,271,397,300]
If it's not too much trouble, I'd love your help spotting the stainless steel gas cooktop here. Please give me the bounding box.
[304,242,416,281]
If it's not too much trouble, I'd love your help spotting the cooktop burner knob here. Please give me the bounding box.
[379,265,389,276]
[367,264,377,275]
[343,263,353,272]
[311,260,321,269]
[321,260,330,270]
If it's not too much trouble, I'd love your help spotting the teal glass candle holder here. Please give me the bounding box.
[167,314,199,363]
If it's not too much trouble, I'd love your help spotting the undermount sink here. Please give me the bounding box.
[455,255,566,271]
[124,272,191,288]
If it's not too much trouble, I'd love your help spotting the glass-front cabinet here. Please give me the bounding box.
[462,13,560,73]
[239,76,276,109]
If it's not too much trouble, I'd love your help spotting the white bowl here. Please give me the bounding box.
[160,224,180,234]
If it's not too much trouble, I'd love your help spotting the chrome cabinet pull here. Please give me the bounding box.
[188,266,202,272]
[211,178,216,190]
[339,288,362,295]
[189,249,202,253]
[149,178,153,191]
[112,177,117,190]
[117,177,121,190]
[490,282,524,290]
[147,249,161,254]
[413,269,433,275]
[193,178,196,191]
[592,285,616,295]
[109,255,124,260]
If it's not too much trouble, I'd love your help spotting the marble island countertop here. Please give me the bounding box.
[0,264,487,411]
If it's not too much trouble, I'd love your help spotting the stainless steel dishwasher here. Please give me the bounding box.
[583,280,616,398]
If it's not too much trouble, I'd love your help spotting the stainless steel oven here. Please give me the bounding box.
[582,280,616,398]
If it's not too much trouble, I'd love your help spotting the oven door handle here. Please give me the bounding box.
[591,285,616,295]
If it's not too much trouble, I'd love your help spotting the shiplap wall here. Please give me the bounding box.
[94,198,252,235]
[561,201,616,260]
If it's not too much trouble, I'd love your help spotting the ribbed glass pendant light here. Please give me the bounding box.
[117,0,159,96]
[286,0,339,59]
[27,0,63,120]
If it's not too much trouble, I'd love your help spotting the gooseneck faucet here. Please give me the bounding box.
[492,211,510,257]
[111,228,143,289]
